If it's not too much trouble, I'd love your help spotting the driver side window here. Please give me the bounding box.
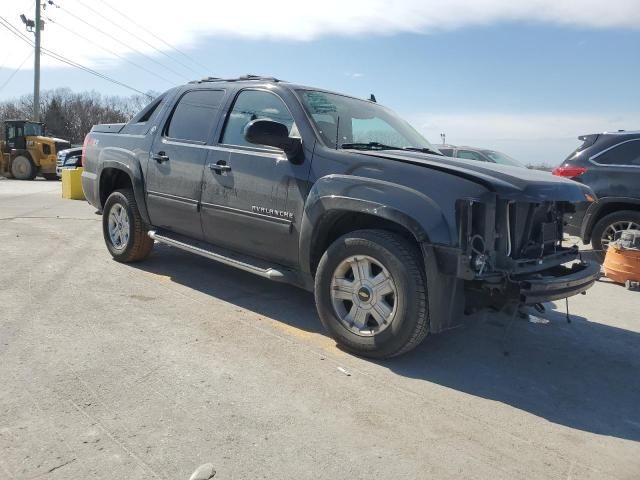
[221,90,295,148]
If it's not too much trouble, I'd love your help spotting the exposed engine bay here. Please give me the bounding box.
[455,196,598,308]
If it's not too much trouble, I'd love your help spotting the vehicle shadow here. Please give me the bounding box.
[380,306,640,442]
[133,244,640,442]
[135,244,323,335]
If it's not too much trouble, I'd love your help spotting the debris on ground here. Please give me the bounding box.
[189,463,216,480]
[528,314,550,325]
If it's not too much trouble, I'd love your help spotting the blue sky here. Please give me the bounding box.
[1,0,639,165]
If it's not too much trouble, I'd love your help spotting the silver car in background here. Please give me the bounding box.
[438,144,526,167]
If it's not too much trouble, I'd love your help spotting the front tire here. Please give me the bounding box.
[11,155,36,180]
[314,229,429,359]
[591,210,640,260]
[102,189,154,262]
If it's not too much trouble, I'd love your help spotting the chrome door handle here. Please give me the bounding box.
[152,152,170,163]
[209,161,231,172]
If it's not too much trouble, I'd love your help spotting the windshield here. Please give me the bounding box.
[298,90,436,151]
[23,122,45,136]
[482,150,525,167]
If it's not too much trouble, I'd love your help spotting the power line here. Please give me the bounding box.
[0,50,33,92]
[0,16,151,97]
[73,0,205,78]
[52,3,191,82]
[45,15,176,85]
[43,51,150,97]
[96,0,210,76]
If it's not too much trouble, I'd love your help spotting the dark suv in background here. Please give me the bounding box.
[553,130,640,257]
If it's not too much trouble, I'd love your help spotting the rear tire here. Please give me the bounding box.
[314,229,429,359]
[591,210,640,261]
[102,189,154,262]
[11,155,36,180]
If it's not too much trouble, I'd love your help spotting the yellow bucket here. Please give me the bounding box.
[61,167,85,200]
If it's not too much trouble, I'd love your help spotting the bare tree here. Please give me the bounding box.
[0,89,158,144]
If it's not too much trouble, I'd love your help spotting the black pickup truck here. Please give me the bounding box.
[82,75,600,358]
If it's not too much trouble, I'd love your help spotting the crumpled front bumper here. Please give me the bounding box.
[513,261,601,304]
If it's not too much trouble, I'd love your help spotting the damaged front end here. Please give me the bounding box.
[454,195,600,309]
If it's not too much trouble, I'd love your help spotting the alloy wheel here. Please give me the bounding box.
[108,204,130,250]
[601,220,640,250]
[330,255,398,337]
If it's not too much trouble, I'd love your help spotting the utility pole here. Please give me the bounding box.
[20,2,43,122]
[33,0,42,122]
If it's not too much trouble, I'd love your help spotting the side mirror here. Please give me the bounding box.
[244,119,302,161]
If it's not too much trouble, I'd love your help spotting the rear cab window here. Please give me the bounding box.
[122,94,168,135]
[164,89,226,143]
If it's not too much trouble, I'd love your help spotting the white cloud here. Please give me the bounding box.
[1,0,639,70]
[409,111,639,165]
[2,1,637,164]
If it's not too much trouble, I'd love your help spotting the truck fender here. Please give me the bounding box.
[98,150,150,224]
[298,174,453,276]
[582,196,640,242]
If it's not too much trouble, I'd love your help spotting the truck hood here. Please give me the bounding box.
[357,150,594,203]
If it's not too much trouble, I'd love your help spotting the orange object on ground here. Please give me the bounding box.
[603,244,640,284]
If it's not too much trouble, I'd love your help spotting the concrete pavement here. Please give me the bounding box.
[1,179,639,479]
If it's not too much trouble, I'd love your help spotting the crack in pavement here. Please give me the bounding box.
[46,458,76,474]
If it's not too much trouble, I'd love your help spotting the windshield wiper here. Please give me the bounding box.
[340,142,405,151]
[340,142,444,155]
[401,146,444,155]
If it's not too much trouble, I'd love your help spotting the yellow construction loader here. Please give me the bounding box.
[0,120,71,180]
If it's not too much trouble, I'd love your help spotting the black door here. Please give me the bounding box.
[5,124,25,151]
[2,124,12,153]
[200,89,311,267]
[145,89,225,240]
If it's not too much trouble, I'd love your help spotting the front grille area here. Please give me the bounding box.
[508,202,563,260]
[456,198,576,279]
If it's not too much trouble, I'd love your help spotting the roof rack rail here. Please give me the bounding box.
[189,74,284,84]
